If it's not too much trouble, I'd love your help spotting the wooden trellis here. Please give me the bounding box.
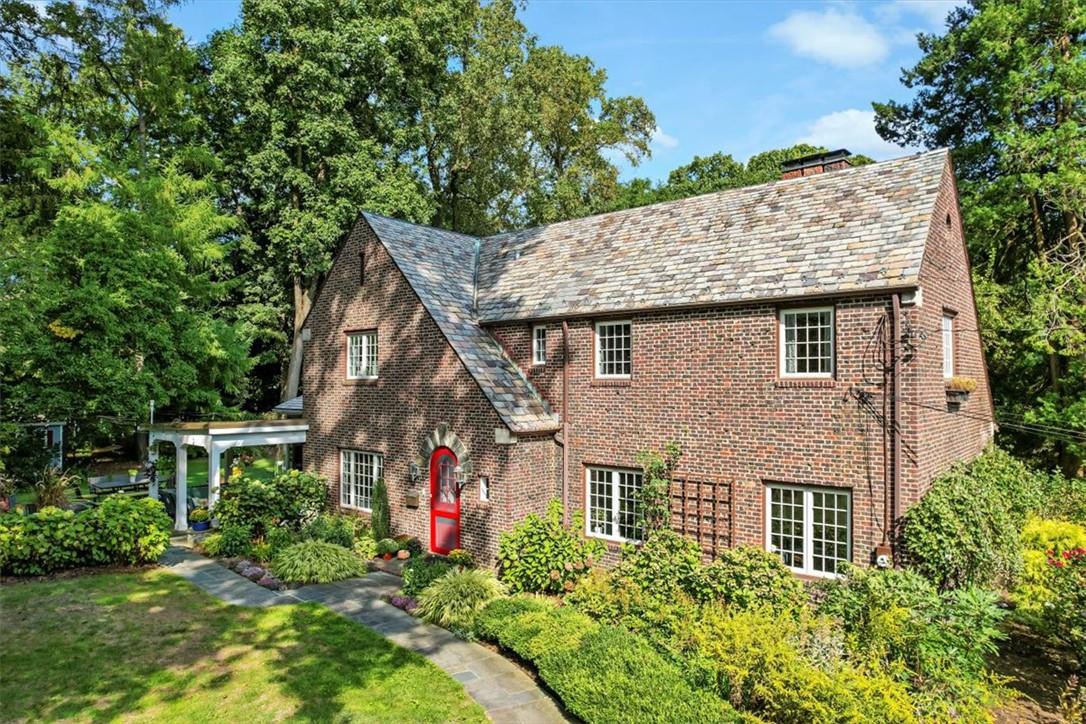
[669,475,734,559]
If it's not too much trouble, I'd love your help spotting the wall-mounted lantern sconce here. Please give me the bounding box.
[454,464,469,493]
[408,461,420,485]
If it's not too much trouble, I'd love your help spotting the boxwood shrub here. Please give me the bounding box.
[476,595,742,723]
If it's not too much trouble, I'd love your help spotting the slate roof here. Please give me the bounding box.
[358,150,948,433]
[476,149,948,322]
[362,212,560,434]
[272,395,304,416]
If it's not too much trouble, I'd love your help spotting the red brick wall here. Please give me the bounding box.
[302,219,559,564]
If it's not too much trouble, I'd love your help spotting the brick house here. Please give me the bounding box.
[300,148,994,576]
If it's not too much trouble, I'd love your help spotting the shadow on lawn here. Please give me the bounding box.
[0,570,477,723]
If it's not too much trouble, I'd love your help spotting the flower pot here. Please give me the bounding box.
[128,473,137,483]
[382,553,393,560]
[192,520,210,532]
[396,549,410,560]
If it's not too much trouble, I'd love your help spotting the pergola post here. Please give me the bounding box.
[207,441,222,509]
[175,444,188,531]
[147,435,159,500]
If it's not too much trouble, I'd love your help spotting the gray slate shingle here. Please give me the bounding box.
[362,150,948,433]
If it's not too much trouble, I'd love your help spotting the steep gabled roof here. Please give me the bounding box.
[476,149,948,322]
[356,150,948,434]
[362,212,559,434]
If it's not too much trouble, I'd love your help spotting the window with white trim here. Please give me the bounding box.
[532,325,547,365]
[586,467,643,542]
[340,450,382,510]
[779,307,834,377]
[595,321,632,378]
[766,484,851,576]
[942,314,954,378]
[346,331,378,379]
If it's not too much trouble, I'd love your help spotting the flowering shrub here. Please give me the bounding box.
[497,500,603,593]
[1013,517,1086,619]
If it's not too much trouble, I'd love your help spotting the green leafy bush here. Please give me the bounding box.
[353,536,377,560]
[370,478,391,541]
[375,537,399,556]
[695,545,805,611]
[402,555,454,596]
[264,525,297,554]
[394,534,422,556]
[497,500,604,593]
[301,513,357,548]
[614,528,702,599]
[902,447,1029,589]
[271,540,364,584]
[672,605,915,723]
[447,548,475,568]
[1041,547,1086,668]
[417,568,506,631]
[1013,517,1086,617]
[0,497,171,575]
[202,523,253,558]
[819,565,1006,719]
[212,470,327,535]
[476,595,740,723]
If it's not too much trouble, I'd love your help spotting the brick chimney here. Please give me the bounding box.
[781,149,852,179]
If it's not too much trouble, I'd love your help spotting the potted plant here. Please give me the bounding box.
[945,376,977,403]
[191,507,211,531]
[377,538,399,560]
[397,548,411,560]
[127,467,139,483]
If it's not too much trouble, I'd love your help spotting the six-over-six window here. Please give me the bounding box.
[766,483,851,576]
[340,450,382,510]
[595,321,632,378]
[586,466,643,542]
[779,307,834,377]
[532,324,547,365]
[346,330,378,379]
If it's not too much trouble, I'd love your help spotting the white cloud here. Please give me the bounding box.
[651,127,679,150]
[798,109,918,160]
[769,9,889,68]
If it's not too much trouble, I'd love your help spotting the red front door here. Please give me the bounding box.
[430,448,460,554]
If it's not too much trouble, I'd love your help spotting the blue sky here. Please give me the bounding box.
[169,0,959,182]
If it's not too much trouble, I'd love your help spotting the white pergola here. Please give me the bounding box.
[140,419,308,531]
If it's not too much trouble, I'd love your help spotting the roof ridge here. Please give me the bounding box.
[483,148,949,242]
[360,210,482,242]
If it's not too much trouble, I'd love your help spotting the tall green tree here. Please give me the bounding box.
[874,0,1086,475]
[0,0,250,444]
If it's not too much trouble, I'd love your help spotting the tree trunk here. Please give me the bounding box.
[283,277,315,401]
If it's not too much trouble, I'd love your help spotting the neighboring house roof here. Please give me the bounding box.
[272,395,304,416]
[476,149,948,322]
[362,212,560,434]
[354,150,948,434]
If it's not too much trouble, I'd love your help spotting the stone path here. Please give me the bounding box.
[160,547,569,723]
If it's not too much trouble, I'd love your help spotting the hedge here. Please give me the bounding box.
[0,497,172,575]
[476,596,742,724]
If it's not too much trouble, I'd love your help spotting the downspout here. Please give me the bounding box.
[561,320,571,527]
[891,294,903,535]
[881,316,890,547]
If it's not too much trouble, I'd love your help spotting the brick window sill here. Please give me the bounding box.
[775,378,836,389]
[342,378,379,387]
[591,378,632,388]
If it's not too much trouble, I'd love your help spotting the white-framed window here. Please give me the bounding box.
[595,321,632,378]
[586,466,643,542]
[532,325,547,366]
[479,475,490,502]
[779,307,834,378]
[942,313,954,378]
[340,450,383,510]
[346,331,378,379]
[766,483,851,577]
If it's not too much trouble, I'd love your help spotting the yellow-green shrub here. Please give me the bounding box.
[1014,517,1086,616]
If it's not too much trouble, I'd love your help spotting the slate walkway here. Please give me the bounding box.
[160,546,569,723]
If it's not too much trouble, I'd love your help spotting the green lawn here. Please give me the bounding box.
[0,570,486,723]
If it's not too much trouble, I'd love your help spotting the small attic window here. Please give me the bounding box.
[945,213,952,228]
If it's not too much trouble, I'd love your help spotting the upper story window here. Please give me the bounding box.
[779,307,834,378]
[942,313,955,378]
[346,330,378,379]
[595,321,632,378]
[341,449,383,510]
[586,466,643,542]
[532,324,547,365]
[766,483,851,577]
